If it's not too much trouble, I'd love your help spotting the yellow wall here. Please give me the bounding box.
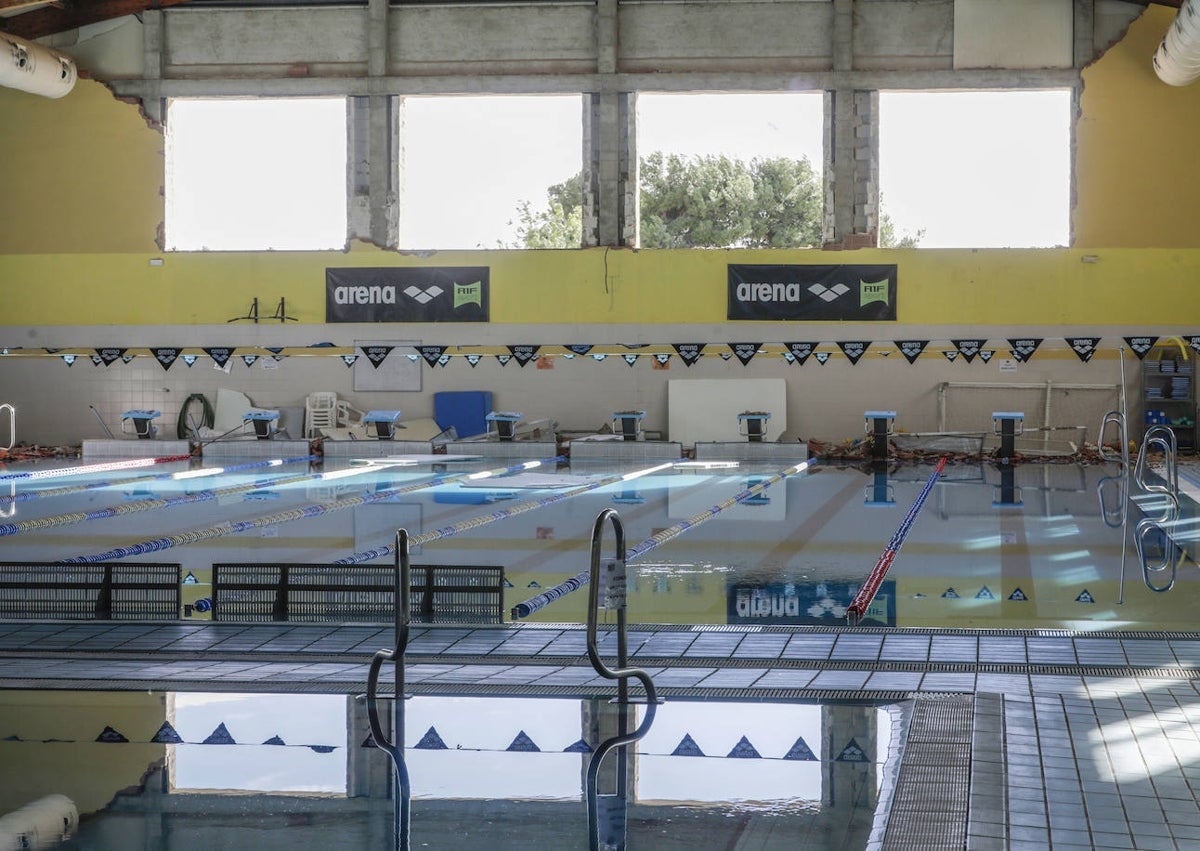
[1076,5,1200,247]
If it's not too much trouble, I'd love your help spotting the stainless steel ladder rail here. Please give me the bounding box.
[1098,409,1129,466]
[365,529,412,851]
[1133,424,1179,500]
[584,508,658,851]
[0,403,13,452]
[1136,506,1182,594]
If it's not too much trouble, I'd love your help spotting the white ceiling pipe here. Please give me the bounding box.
[1154,0,1200,86]
[0,32,77,98]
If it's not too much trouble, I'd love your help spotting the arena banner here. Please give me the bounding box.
[727,264,897,321]
[728,580,896,626]
[326,267,489,323]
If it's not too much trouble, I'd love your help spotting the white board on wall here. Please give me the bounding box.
[353,340,421,392]
[667,378,787,445]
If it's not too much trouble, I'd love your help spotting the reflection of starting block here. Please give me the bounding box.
[362,410,403,440]
[486,411,522,442]
[743,478,771,505]
[122,410,160,439]
[737,411,771,443]
[243,410,280,440]
[864,411,896,459]
[612,410,646,441]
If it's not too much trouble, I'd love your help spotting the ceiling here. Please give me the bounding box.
[0,0,1184,43]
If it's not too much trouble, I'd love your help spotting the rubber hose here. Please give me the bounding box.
[177,393,215,439]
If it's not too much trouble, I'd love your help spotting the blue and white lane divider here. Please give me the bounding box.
[61,458,562,563]
[330,461,679,565]
[0,455,316,505]
[0,454,194,481]
[510,459,814,619]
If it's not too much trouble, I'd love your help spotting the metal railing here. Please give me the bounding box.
[1133,424,1179,501]
[0,403,13,452]
[1098,409,1129,466]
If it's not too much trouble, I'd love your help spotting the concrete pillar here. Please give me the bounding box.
[347,0,399,248]
[823,88,879,250]
[817,704,878,847]
[583,93,638,247]
[141,10,164,126]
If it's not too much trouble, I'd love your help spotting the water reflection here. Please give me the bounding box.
[0,691,894,850]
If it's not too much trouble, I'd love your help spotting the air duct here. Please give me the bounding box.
[1,32,77,98]
[1154,0,1200,86]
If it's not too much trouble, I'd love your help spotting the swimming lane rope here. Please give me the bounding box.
[61,458,561,563]
[331,461,680,565]
[0,454,193,482]
[846,456,947,625]
[0,455,315,505]
[510,458,814,619]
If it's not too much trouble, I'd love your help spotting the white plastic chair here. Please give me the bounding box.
[305,392,339,438]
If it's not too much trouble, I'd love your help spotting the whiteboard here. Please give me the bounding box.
[353,339,422,392]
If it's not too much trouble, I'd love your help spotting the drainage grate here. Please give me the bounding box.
[881,694,973,850]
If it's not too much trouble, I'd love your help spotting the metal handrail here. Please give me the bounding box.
[584,508,658,851]
[0,404,13,452]
[1136,515,1180,593]
[1133,424,1179,499]
[1096,473,1127,529]
[365,528,412,851]
[1098,409,1129,466]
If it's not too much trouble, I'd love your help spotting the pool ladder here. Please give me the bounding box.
[0,403,13,452]
[1131,426,1184,594]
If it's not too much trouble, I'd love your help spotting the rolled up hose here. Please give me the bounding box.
[177,393,215,439]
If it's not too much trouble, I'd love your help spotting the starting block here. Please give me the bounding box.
[992,412,1024,464]
[737,411,771,443]
[864,411,896,459]
[121,410,161,440]
[486,411,523,442]
[362,410,403,440]
[243,410,280,440]
[612,410,646,442]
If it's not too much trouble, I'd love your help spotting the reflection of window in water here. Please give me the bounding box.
[170,693,347,793]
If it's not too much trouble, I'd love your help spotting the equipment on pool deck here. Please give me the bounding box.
[243,410,280,440]
[737,411,771,443]
[992,411,1024,464]
[121,410,161,440]
[486,411,523,442]
[362,410,404,440]
[612,410,646,441]
[864,411,896,459]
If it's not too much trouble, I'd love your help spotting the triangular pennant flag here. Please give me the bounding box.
[1065,337,1102,363]
[341,354,358,367]
[203,347,234,368]
[654,353,671,365]
[782,352,796,364]
[672,344,704,366]
[975,586,995,600]
[502,577,514,588]
[837,341,870,365]
[61,354,76,367]
[942,350,959,362]
[895,340,928,364]
[183,572,197,584]
[90,354,103,366]
[309,745,336,754]
[465,354,482,367]
[150,348,180,371]
[263,735,286,746]
[437,354,451,367]
[121,354,136,364]
[507,345,540,367]
[731,343,761,366]
[415,727,448,750]
[1007,338,1043,363]
[182,354,198,367]
[406,353,420,362]
[496,354,512,366]
[836,738,867,762]
[95,726,129,743]
[591,353,607,362]
[361,733,378,748]
[622,343,648,349]
[813,351,830,365]
[563,739,592,753]
[419,346,447,367]
[43,347,60,354]
[941,587,960,598]
[96,347,125,366]
[202,722,236,745]
[362,345,393,368]
[623,354,639,366]
[526,581,542,589]
[784,737,818,761]
[978,350,995,363]
[241,355,258,367]
[671,734,705,757]
[952,339,986,363]
[506,730,540,752]
[1123,336,1158,359]
[727,736,761,759]
[149,723,183,744]
[1008,588,1028,601]
[265,346,284,355]
[1187,336,1200,356]
[565,344,594,356]
[1075,589,1095,604]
